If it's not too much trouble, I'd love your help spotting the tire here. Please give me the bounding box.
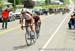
[35,23,40,38]
[31,32,36,43]
[25,32,32,46]
[25,27,36,46]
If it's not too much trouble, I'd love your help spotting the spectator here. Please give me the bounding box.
[68,15,75,29]
[2,9,10,29]
[6,5,12,11]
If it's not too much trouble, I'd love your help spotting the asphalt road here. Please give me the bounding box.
[0,14,74,51]
[0,0,75,51]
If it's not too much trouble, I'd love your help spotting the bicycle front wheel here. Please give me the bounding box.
[25,32,32,46]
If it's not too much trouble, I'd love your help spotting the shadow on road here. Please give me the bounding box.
[13,44,30,50]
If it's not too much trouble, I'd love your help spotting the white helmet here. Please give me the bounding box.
[26,9,32,14]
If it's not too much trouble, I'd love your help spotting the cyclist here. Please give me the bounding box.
[20,11,36,38]
[68,15,75,29]
[26,11,41,31]
[25,11,41,38]
[33,13,41,38]
[33,13,41,31]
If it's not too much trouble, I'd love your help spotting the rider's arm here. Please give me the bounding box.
[20,15,23,26]
[31,16,35,25]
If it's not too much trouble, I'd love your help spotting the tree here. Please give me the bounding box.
[8,0,22,5]
[59,0,64,2]
[45,0,50,5]
[23,0,35,8]
[0,1,4,8]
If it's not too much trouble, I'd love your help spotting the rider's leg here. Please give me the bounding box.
[31,23,35,32]
[73,21,75,29]
[35,22,41,38]
[68,23,71,29]
[37,21,41,33]
[25,22,29,33]
[30,23,36,38]
[38,22,41,33]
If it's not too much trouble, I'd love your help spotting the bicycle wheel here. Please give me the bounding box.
[35,24,40,38]
[25,32,32,46]
[30,32,37,45]
[25,25,37,46]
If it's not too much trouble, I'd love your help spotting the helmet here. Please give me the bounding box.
[21,11,25,14]
[25,9,32,14]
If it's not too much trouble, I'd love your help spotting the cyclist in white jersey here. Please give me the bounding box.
[20,11,36,36]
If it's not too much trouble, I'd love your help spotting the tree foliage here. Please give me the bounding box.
[23,0,35,8]
[8,0,22,5]
[45,0,50,5]
[0,2,4,8]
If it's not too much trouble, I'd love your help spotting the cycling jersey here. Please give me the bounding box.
[20,14,32,23]
[25,11,40,23]
[33,15,40,23]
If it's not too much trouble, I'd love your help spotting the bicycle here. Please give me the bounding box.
[23,24,37,46]
[35,22,41,39]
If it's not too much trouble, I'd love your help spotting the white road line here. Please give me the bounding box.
[40,0,74,51]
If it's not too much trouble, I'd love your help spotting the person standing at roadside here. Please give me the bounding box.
[2,9,10,29]
[6,5,12,11]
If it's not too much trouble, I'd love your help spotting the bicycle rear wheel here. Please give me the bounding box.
[35,23,40,38]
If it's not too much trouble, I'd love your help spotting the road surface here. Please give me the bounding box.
[0,0,75,51]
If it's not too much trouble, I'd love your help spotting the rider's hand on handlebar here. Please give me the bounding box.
[21,26,24,30]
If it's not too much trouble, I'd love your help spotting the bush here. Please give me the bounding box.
[0,3,4,8]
